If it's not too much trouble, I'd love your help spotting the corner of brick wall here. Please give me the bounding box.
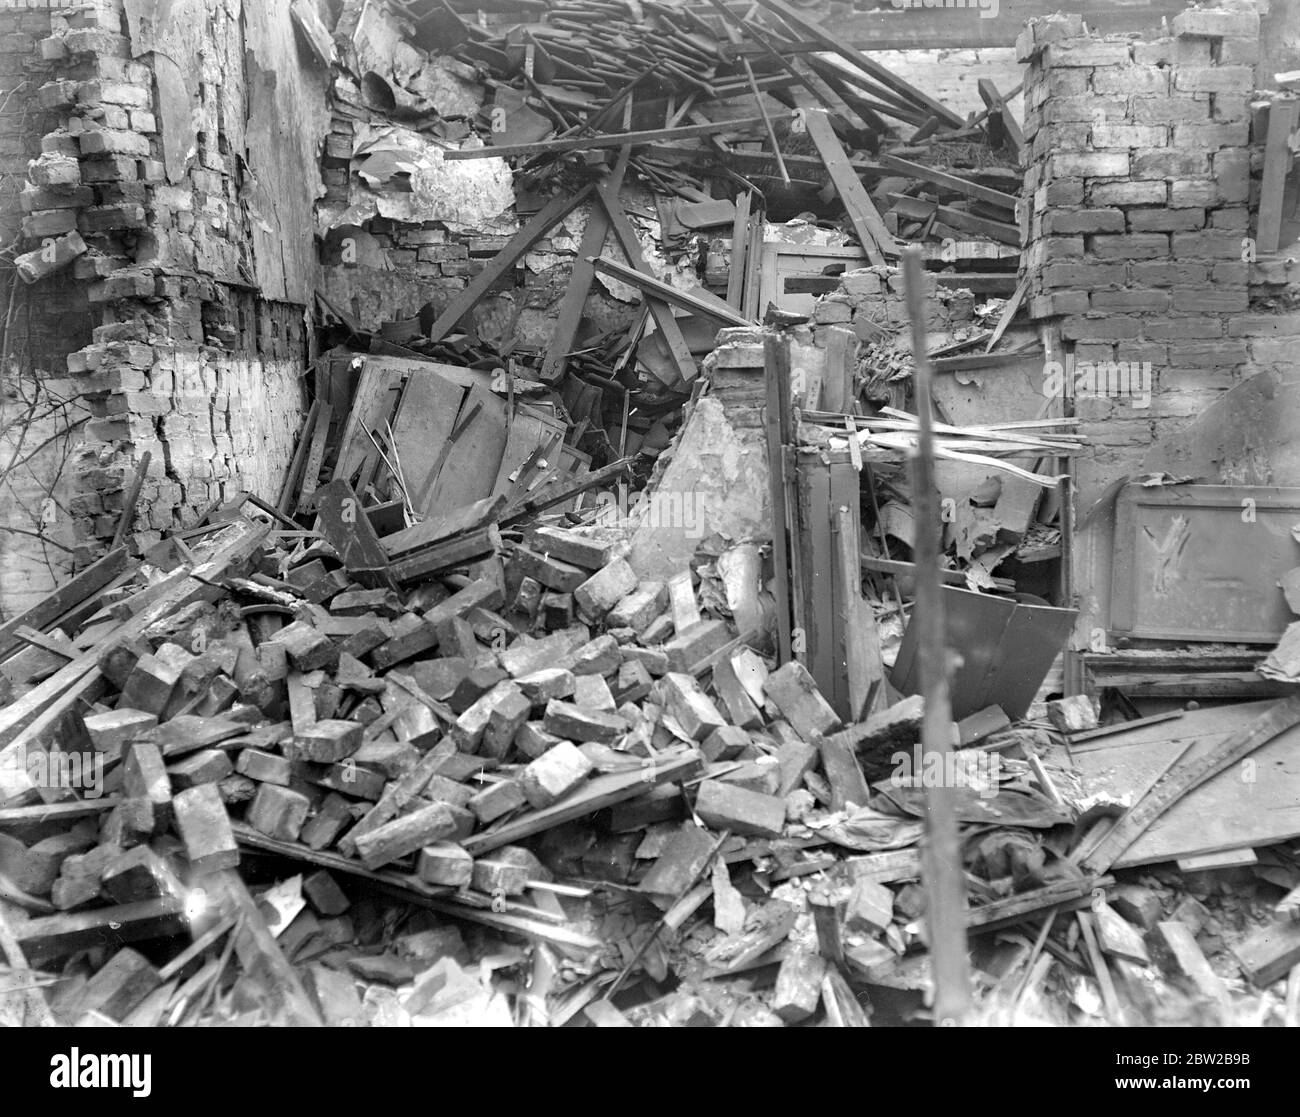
[1017,4,1281,510]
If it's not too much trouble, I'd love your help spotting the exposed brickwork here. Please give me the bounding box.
[1018,7,1288,510]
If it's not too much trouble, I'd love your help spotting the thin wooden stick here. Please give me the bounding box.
[902,245,971,1027]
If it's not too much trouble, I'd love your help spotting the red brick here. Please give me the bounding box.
[1090,289,1171,313]
[1061,315,1143,341]
[1172,122,1249,148]
[1043,262,1128,289]
[1173,66,1254,94]
[1171,231,1246,259]
[1132,149,1210,178]
[1127,208,1205,232]
[1130,261,1208,287]
[1042,208,1124,235]
[1171,287,1247,312]
[1172,10,1259,39]
[1091,181,1166,206]
[1142,317,1223,339]
[1130,97,1211,125]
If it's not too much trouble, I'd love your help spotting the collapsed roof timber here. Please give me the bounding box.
[1,0,1299,1032]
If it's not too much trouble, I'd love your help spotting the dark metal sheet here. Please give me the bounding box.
[891,587,1076,720]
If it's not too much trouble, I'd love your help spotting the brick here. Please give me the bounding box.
[300,792,354,851]
[468,778,526,823]
[1213,149,1250,202]
[1132,149,1211,179]
[611,658,653,705]
[621,646,669,676]
[449,665,508,713]
[1043,41,1131,67]
[1166,340,1248,367]
[247,783,312,842]
[483,687,531,758]
[1088,234,1168,260]
[471,848,537,895]
[1171,231,1245,259]
[1130,97,1211,125]
[1141,317,1222,339]
[303,869,350,916]
[370,613,437,669]
[1210,207,1248,233]
[1044,178,1085,206]
[167,748,233,790]
[68,947,160,1022]
[354,803,457,869]
[1088,289,1170,313]
[570,634,622,676]
[515,721,564,760]
[417,842,473,887]
[1061,315,1143,341]
[701,725,751,762]
[694,780,785,838]
[83,708,156,759]
[1169,181,1217,208]
[268,620,338,672]
[656,672,727,741]
[1092,123,1168,148]
[1048,151,1129,179]
[1042,209,1124,235]
[607,582,667,631]
[530,526,615,570]
[1172,122,1249,149]
[291,719,362,763]
[516,667,576,704]
[172,782,240,872]
[509,545,588,593]
[520,741,595,808]
[235,747,292,785]
[1171,287,1247,313]
[1172,10,1259,39]
[1131,261,1208,287]
[21,208,77,238]
[123,741,170,815]
[572,673,616,711]
[101,846,182,905]
[574,558,638,618]
[1091,67,1169,95]
[453,681,527,753]
[763,662,841,740]
[542,699,627,744]
[77,129,150,157]
[1043,95,1127,123]
[772,950,827,1023]
[846,878,895,934]
[663,619,731,672]
[1173,65,1254,94]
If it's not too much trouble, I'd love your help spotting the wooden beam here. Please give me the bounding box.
[0,546,128,662]
[764,335,796,663]
[751,0,965,128]
[442,116,768,160]
[426,186,594,343]
[17,896,188,964]
[462,750,703,856]
[803,109,896,264]
[902,245,971,1025]
[589,253,755,326]
[0,903,57,1025]
[593,180,698,384]
[977,78,1024,164]
[1257,100,1300,253]
[296,401,331,508]
[726,190,752,309]
[888,194,1021,246]
[877,153,1018,211]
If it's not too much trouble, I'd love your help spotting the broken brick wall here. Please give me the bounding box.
[1018,4,1300,657]
[1,0,314,618]
[1019,6,1282,516]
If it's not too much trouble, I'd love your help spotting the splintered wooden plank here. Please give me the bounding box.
[876,153,1018,212]
[297,401,332,507]
[1257,100,1300,253]
[0,904,56,1025]
[17,896,188,964]
[333,361,407,489]
[0,546,128,662]
[209,870,324,1026]
[277,398,320,515]
[426,186,594,342]
[977,78,1024,163]
[835,504,885,721]
[1080,696,1300,874]
[594,180,698,383]
[312,479,393,578]
[803,109,895,265]
[442,116,768,160]
[589,251,753,326]
[381,495,506,558]
[887,194,1020,247]
[463,750,703,856]
[726,190,752,309]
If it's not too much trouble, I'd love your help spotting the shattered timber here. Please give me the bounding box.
[3,0,1300,1032]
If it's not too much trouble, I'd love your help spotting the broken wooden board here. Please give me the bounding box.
[804,109,898,265]
[421,383,509,516]
[0,547,128,663]
[463,749,703,856]
[1076,697,1300,873]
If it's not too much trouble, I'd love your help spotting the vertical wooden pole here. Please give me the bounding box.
[901,247,971,1026]
[764,333,795,663]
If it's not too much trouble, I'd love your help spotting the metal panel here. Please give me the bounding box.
[891,587,1076,720]
[1109,483,1300,643]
